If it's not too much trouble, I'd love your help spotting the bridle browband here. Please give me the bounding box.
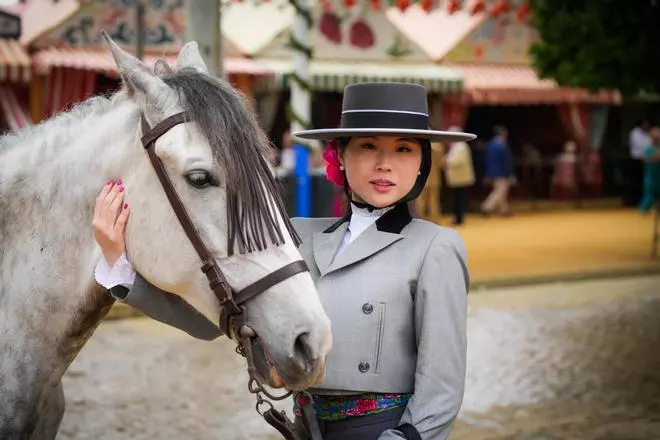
[140,111,318,440]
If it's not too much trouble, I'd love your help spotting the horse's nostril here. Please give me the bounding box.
[293,332,314,369]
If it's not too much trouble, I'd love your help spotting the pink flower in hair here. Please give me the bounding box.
[323,142,345,187]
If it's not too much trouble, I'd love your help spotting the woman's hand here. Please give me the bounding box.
[92,179,129,267]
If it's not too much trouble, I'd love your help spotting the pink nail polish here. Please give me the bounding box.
[117,178,123,185]
[106,179,112,185]
[124,203,128,209]
[119,186,124,192]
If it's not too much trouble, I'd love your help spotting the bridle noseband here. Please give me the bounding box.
[140,112,318,440]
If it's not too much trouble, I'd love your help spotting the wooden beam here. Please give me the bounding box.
[233,73,253,100]
[186,0,222,77]
[29,74,44,124]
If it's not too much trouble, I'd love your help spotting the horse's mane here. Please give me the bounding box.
[161,68,300,255]
[0,95,117,156]
[0,68,295,256]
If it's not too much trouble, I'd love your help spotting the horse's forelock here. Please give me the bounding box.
[161,69,300,255]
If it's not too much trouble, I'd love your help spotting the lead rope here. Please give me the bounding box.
[232,316,323,440]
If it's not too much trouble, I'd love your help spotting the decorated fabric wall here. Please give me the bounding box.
[32,0,186,50]
[43,67,98,119]
[445,3,537,64]
[260,3,428,62]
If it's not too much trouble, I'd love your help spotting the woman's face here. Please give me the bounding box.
[340,136,422,208]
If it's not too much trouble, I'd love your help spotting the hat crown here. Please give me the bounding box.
[342,83,428,115]
[292,81,476,145]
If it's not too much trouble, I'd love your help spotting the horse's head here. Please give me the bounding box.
[104,35,331,391]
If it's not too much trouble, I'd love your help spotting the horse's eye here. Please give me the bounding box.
[185,170,216,189]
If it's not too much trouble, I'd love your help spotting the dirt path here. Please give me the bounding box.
[58,275,660,439]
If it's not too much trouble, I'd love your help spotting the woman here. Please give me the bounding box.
[93,83,473,439]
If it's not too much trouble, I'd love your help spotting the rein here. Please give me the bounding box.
[140,112,320,440]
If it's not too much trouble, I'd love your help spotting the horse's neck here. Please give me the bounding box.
[0,97,142,388]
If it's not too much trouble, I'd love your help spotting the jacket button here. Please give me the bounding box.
[358,362,370,373]
[362,303,373,314]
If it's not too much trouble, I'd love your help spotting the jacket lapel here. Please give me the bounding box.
[325,226,403,275]
[313,222,349,276]
[313,203,413,277]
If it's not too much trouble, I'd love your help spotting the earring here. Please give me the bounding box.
[418,171,421,175]
[340,165,345,170]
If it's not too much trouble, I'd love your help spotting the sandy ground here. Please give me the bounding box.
[442,208,660,284]
[58,275,660,439]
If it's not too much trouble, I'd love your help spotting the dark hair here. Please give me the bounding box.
[162,69,299,255]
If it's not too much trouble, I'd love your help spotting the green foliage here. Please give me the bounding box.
[529,0,660,96]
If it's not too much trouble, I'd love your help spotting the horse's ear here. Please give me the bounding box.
[154,59,174,77]
[102,31,173,109]
[177,41,209,74]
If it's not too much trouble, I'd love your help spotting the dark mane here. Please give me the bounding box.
[162,69,299,255]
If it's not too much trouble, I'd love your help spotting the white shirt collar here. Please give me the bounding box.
[334,204,394,258]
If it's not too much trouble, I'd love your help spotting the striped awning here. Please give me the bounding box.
[0,39,31,83]
[0,86,31,131]
[445,63,621,105]
[32,47,274,77]
[255,59,463,93]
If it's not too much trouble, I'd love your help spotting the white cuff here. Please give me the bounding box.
[94,252,137,289]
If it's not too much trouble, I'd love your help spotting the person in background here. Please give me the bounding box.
[522,143,543,202]
[551,140,578,200]
[481,125,514,217]
[443,126,475,226]
[638,127,660,213]
[275,129,296,178]
[628,120,651,205]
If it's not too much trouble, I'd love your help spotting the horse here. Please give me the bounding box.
[0,34,332,439]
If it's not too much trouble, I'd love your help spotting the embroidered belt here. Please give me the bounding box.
[294,392,412,421]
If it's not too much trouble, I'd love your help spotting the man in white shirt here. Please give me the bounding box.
[630,120,651,160]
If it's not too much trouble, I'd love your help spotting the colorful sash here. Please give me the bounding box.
[295,392,411,421]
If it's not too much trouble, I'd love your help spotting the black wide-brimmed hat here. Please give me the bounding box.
[293,82,476,143]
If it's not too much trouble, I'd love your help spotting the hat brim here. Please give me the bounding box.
[293,128,476,143]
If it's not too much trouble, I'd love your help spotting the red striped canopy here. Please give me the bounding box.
[0,39,30,83]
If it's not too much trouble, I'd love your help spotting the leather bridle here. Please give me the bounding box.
[141,112,319,440]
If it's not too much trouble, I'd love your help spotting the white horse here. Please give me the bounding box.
[0,35,331,439]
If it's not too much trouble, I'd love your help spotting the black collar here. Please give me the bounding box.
[323,202,412,234]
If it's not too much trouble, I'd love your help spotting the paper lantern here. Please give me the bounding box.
[490,0,510,18]
[516,3,531,21]
[448,0,461,15]
[470,0,485,15]
[396,0,411,11]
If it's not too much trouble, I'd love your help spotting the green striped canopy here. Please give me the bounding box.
[254,59,464,93]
